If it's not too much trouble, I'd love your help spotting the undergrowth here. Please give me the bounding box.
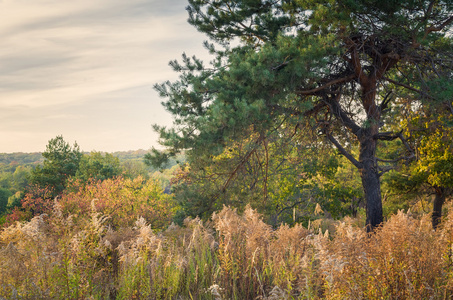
[1,201,453,299]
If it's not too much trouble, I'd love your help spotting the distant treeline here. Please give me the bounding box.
[0,153,43,165]
[0,150,153,166]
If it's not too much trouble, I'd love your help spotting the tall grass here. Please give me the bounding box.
[2,201,453,299]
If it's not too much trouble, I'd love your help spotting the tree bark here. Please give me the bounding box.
[359,128,383,231]
[432,187,445,230]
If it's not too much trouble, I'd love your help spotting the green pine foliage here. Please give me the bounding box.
[149,0,453,229]
[30,136,83,197]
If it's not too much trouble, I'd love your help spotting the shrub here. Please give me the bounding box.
[59,176,176,229]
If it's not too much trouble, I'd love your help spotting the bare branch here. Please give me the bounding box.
[382,77,434,99]
[348,40,369,86]
[303,102,327,117]
[425,1,435,19]
[375,131,416,168]
[323,93,362,136]
[398,132,416,162]
[275,200,308,219]
[222,138,261,193]
[425,15,453,37]
[267,102,327,118]
[374,130,415,158]
[378,165,394,177]
[325,132,362,169]
[373,130,403,141]
[376,157,405,163]
[266,104,301,115]
[378,91,393,114]
[295,74,355,95]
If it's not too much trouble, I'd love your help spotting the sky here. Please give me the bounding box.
[0,0,210,153]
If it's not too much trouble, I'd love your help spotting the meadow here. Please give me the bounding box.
[2,198,453,299]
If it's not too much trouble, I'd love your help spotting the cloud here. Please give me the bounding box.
[0,0,202,103]
[0,0,211,152]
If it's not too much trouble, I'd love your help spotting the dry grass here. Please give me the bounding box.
[321,212,443,299]
[1,201,453,299]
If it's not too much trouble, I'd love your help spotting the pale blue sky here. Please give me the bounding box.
[0,0,209,153]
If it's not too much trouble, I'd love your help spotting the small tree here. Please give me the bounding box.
[388,112,453,229]
[30,135,82,197]
[0,188,11,215]
[75,152,122,182]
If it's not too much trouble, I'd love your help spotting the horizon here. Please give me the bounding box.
[0,148,151,155]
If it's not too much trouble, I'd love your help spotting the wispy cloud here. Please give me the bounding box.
[0,0,209,152]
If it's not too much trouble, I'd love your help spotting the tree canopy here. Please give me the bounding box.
[387,103,453,228]
[150,0,453,229]
[30,136,82,197]
[75,152,122,182]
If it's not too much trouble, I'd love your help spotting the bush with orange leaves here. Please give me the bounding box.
[58,176,176,230]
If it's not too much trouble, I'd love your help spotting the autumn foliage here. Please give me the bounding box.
[60,176,175,229]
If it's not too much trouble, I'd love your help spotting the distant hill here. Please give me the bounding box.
[0,152,43,165]
[0,149,185,170]
[110,149,149,162]
[0,150,150,167]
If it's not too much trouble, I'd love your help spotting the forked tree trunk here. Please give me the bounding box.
[359,128,383,231]
[432,187,446,230]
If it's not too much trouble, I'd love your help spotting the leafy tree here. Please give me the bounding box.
[166,120,363,226]
[387,111,453,228]
[7,191,23,210]
[0,160,33,198]
[0,169,12,190]
[30,136,82,197]
[150,0,452,229]
[20,185,55,216]
[121,160,151,180]
[11,165,32,192]
[416,127,453,228]
[0,188,11,215]
[75,152,122,182]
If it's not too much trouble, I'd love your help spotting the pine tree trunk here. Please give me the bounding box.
[432,187,445,230]
[359,128,383,231]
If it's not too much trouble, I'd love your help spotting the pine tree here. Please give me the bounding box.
[151,0,453,230]
[30,136,82,197]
